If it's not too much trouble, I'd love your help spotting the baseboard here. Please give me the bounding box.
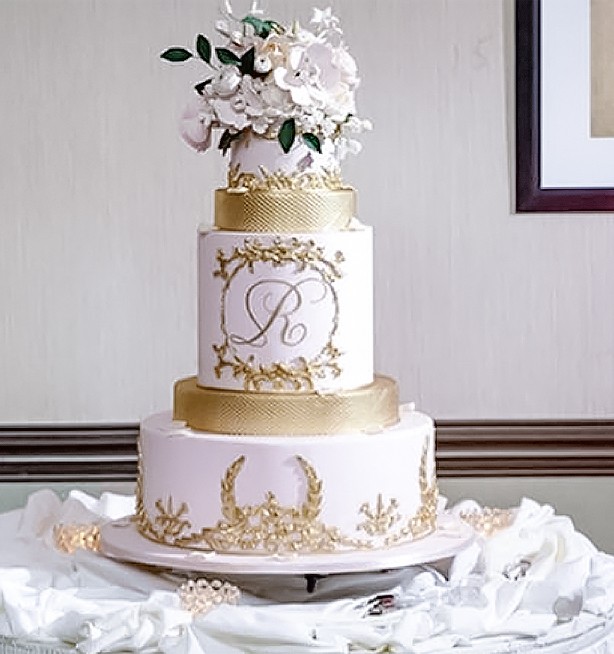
[1,420,614,482]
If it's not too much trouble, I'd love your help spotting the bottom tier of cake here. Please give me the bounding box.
[136,406,438,555]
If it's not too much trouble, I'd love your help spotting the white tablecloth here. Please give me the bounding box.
[0,489,613,653]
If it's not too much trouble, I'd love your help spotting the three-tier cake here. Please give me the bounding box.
[136,5,438,556]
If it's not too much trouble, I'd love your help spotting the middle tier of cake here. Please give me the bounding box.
[197,225,373,394]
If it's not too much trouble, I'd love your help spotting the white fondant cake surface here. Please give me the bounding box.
[139,406,436,554]
[197,226,373,393]
[230,133,338,179]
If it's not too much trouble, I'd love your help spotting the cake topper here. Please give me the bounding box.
[161,4,371,159]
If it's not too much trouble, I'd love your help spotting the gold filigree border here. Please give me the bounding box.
[213,237,344,391]
[136,437,438,554]
[227,164,344,191]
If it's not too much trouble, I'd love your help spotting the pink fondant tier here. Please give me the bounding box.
[136,406,438,555]
[197,226,373,394]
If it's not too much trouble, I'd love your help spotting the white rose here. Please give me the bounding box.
[332,48,359,87]
[210,67,242,98]
[179,97,214,152]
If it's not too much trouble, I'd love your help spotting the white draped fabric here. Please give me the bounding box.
[0,490,613,653]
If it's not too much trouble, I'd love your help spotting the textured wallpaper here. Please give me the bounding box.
[2,0,614,422]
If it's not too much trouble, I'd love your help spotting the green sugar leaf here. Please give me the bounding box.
[278,118,296,154]
[302,133,322,154]
[240,47,255,76]
[160,47,193,62]
[218,129,243,155]
[196,34,211,63]
[194,78,213,95]
[242,15,271,38]
[216,47,241,66]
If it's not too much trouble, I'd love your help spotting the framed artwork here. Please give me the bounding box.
[516,0,614,211]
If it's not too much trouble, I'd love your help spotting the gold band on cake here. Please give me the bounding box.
[173,375,399,435]
[214,188,355,232]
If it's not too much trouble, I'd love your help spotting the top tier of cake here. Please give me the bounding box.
[215,134,355,233]
[165,6,371,184]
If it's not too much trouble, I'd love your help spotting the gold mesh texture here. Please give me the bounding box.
[214,188,355,232]
[173,375,399,435]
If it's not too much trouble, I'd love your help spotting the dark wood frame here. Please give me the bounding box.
[2,420,614,482]
[516,0,614,211]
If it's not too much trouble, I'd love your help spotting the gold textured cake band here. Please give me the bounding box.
[173,375,399,435]
[214,187,355,232]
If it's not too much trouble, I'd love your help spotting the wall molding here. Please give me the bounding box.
[1,420,614,482]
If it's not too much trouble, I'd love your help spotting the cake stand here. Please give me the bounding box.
[99,512,474,577]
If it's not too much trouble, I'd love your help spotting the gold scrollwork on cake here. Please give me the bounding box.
[379,442,439,546]
[227,164,344,191]
[213,238,343,392]
[358,495,402,536]
[136,438,439,554]
[176,455,345,553]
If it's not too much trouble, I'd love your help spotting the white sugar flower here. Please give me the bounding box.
[210,66,242,97]
[297,112,318,132]
[335,136,362,160]
[240,76,265,116]
[260,34,291,68]
[273,47,314,107]
[229,30,244,46]
[342,115,366,134]
[320,117,337,137]
[251,114,271,134]
[259,79,293,116]
[180,97,214,152]
[332,47,359,87]
[168,4,370,158]
[310,7,340,32]
[211,96,251,130]
[215,19,230,36]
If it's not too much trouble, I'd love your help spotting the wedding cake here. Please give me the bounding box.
[137,6,438,556]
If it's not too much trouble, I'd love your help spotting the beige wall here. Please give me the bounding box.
[2,0,614,423]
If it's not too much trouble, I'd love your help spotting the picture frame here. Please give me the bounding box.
[516,0,614,212]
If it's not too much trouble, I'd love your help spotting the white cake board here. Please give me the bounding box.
[99,512,474,576]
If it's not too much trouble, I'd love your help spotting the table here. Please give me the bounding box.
[0,490,613,653]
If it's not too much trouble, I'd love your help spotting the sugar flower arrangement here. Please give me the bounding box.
[161,2,371,159]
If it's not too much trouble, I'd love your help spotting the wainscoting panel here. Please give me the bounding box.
[2,420,614,481]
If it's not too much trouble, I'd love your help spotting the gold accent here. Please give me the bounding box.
[136,436,439,554]
[215,188,355,232]
[178,579,241,615]
[176,455,344,554]
[173,375,400,435]
[460,506,514,536]
[381,440,439,546]
[358,495,401,536]
[53,523,100,554]
[214,238,342,392]
[219,164,354,232]
[227,164,344,190]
